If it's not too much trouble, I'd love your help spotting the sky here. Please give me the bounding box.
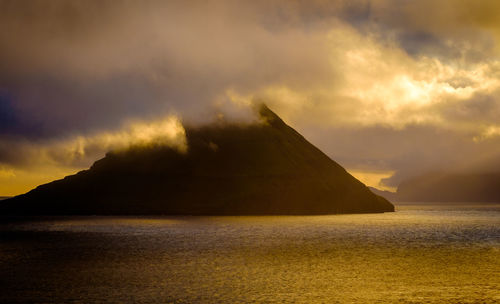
[2,0,500,195]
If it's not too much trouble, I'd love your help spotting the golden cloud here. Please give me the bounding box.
[222,22,500,139]
[0,115,186,195]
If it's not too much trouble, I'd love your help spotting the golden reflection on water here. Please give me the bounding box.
[0,205,499,303]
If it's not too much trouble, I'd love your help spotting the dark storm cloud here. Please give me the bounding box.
[2,73,165,138]
[395,31,460,59]
[2,0,498,141]
[0,0,339,140]
[0,91,17,133]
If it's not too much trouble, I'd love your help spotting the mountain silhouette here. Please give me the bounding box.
[1,105,394,215]
[368,187,398,202]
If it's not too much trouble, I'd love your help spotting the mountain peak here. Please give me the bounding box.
[257,103,286,127]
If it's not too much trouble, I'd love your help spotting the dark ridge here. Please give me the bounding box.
[368,187,398,202]
[1,105,394,215]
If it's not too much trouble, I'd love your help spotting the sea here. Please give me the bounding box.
[0,204,499,303]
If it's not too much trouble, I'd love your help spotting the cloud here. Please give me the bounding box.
[0,115,186,167]
[0,0,338,139]
[2,0,500,194]
[0,114,186,196]
[2,0,499,135]
[226,23,500,135]
[298,123,500,189]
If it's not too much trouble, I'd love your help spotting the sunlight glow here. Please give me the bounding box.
[0,115,187,196]
[347,169,396,192]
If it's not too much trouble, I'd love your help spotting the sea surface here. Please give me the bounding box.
[0,205,499,303]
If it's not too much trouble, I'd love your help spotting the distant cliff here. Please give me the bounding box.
[1,105,394,215]
[369,171,500,203]
[368,187,398,202]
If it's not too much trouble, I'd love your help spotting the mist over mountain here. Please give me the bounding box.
[1,105,393,215]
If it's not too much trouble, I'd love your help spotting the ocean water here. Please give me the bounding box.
[0,205,499,303]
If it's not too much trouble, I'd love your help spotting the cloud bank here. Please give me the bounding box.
[2,0,500,194]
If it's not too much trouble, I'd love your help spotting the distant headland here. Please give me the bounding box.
[372,172,500,203]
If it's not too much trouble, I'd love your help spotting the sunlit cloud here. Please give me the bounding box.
[223,23,500,135]
[347,169,396,192]
[0,164,77,197]
[0,115,186,195]
[473,125,500,142]
[0,166,16,178]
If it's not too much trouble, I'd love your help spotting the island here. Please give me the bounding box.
[1,105,394,215]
